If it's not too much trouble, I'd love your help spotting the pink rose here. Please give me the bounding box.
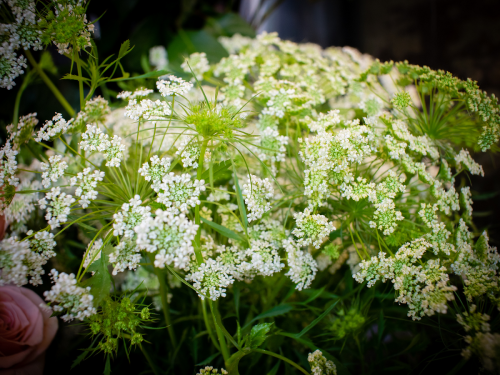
[0,286,58,375]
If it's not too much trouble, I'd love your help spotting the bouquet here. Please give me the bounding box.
[1,1,499,374]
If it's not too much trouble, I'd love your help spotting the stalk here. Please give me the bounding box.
[149,254,177,347]
[24,50,75,117]
[253,349,310,375]
[194,138,209,264]
[75,50,85,110]
[209,300,231,364]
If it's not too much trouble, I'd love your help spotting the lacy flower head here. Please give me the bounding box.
[242,174,274,222]
[293,209,336,249]
[135,209,198,270]
[113,195,151,238]
[157,173,205,213]
[38,187,75,229]
[187,258,234,301]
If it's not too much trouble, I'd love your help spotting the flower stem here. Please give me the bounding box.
[201,299,221,351]
[194,138,209,264]
[24,49,75,117]
[139,343,160,375]
[209,300,231,364]
[75,50,85,110]
[150,255,177,348]
[253,349,310,375]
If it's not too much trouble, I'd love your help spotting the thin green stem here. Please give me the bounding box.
[253,349,310,375]
[75,51,85,110]
[201,299,221,351]
[24,49,75,117]
[150,254,178,348]
[194,138,209,265]
[139,343,160,375]
[209,300,231,364]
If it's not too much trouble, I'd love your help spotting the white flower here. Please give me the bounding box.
[69,168,105,208]
[369,198,404,236]
[138,155,171,192]
[134,209,198,270]
[262,87,296,118]
[117,87,154,100]
[109,239,141,275]
[124,98,172,124]
[242,175,274,222]
[79,124,126,167]
[83,238,103,268]
[113,195,151,238]
[157,75,193,97]
[156,173,205,213]
[243,240,284,277]
[455,149,484,176]
[35,113,73,142]
[308,110,341,133]
[207,186,230,202]
[186,258,234,301]
[40,155,68,188]
[293,209,335,249]
[4,179,41,232]
[38,187,75,229]
[0,141,19,187]
[308,350,337,375]
[257,127,288,163]
[44,269,96,322]
[6,112,38,150]
[284,239,318,290]
[149,45,168,69]
[181,52,210,82]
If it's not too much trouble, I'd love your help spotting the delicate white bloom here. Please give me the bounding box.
[308,350,337,375]
[262,87,296,118]
[4,179,41,232]
[138,155,171,192]
[461,186,473,219]
[38,187,75,229]
[40,155,68,188]
[257,127,288,163]
[308,110,341,133]
[0,141,19,187]
[44,269,96,322]
[134,209,198,270]
[6,112,38,149]
[284,239,318,290]
[243,240,284,277]
[0,232,55,286]
[117,87,154,100]
[82,238,103,268]
[0,49,27,90]
[207,186,230,202]
[215,245,244,280]
[242,175,274,222]
[187,258,234,301]
[69,168,105,208]
[455,149,484,177]
[181,52,210,81]
[175,137,207,169]
[157,75,193,97]
[359,95,383,117]
[124,98,172,124]
[109,239,142,275]
[369,198,404,235]
[74,96,110,128]
[293,209,335,249]
[113,195,151,238]
[157,173,205,213]
[79,124,126,167]
[149,45,168,69]
[196,366,228,375]
[218,33,254,54]
[35,113,73,142]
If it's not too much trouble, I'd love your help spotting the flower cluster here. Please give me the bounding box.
[157,75,193,97]
[44,269,96,322]
[284,239,318,290]
[187,258,234,301]
[113,195,151,238]
[70,168,105,208]
[35,113,74,142]
[38,187,75,229]
[242,175,274,222]
[138,156,171,192]
[293,209,335,249]
[308,350,337,375]
[41,155,68,188]
[80,124,126,167]
[157,173,205,213]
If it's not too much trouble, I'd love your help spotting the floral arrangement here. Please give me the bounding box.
[1,1,499,374]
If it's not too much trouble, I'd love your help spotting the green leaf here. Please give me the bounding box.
[61,74,90,82]
[71,350,90,369]
[248,322,273,348]
[200,160,231,181]
[200,217,246,242]
[103,355,111,375]
[107,70,169,82]
[118,40,132,60]
[267,361,280,375]
[242,304,293,330]
[292,300,338,339]
[82,244,113,306]
[196,352,220,366]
